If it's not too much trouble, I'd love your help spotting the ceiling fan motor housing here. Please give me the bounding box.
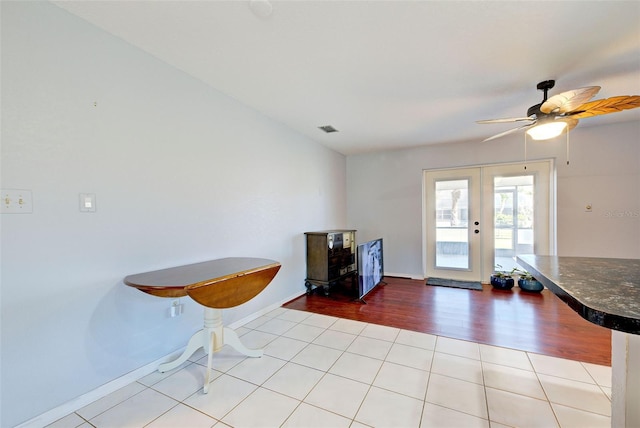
[527,103,543,118]
[527,80,556,118]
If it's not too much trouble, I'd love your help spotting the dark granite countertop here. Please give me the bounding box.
[517,255,640,335]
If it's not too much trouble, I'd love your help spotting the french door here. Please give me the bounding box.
[424,161,553,282]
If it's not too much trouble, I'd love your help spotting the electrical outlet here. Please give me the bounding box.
[1,189,33,213]
[169,300,184,318]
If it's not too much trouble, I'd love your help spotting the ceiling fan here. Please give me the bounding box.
[478,80,640,142]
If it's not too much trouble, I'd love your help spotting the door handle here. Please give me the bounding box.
[474,229,480,234]
[474,221,479,226]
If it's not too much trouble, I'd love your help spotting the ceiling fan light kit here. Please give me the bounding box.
[526,120,567,141]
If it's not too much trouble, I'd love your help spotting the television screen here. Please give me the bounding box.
[357,238,384,300]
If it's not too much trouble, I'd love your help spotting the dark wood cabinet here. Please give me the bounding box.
[304,230,356,295]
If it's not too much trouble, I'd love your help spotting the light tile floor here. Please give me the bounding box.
[48,308,612,428]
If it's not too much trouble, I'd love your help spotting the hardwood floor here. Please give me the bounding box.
[283,276,611,366]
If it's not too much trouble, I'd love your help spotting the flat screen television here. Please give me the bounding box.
[357,238,384,301]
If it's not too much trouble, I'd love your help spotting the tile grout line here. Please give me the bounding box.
[60,307,612,428]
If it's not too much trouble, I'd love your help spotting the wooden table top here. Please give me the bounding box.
[124,257,281,308]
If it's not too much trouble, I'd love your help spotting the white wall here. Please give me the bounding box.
[0,2,346,426]
[347,121,640,278]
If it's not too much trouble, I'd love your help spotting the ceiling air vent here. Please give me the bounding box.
[318,125,338,133]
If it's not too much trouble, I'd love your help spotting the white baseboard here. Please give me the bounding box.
[384,271,425,281]
[16,349,185,428]
[17,290,307,428]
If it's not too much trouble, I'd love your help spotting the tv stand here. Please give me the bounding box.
[305,271,357,296]
[304,230,356,296]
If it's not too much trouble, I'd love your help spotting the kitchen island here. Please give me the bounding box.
[517,255,640,428]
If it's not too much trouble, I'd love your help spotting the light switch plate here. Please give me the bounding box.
[1,189,33,213]
[79,193,96,212]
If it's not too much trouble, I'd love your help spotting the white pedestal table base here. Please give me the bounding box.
[157,307,263,393]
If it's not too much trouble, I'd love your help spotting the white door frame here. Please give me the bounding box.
[424,167,482,281]
[422,160,556,281]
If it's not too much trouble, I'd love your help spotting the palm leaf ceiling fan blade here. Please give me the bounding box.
[477,117,535,124]
[482,123,535,142]
[540,86,601,114]
[567,95,640,119]
[561,117,580,133]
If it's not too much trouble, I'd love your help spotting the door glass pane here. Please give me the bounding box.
[435,179,469,269]
[494,175,534,272]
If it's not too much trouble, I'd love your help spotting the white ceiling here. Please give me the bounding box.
[53,0,640,155]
